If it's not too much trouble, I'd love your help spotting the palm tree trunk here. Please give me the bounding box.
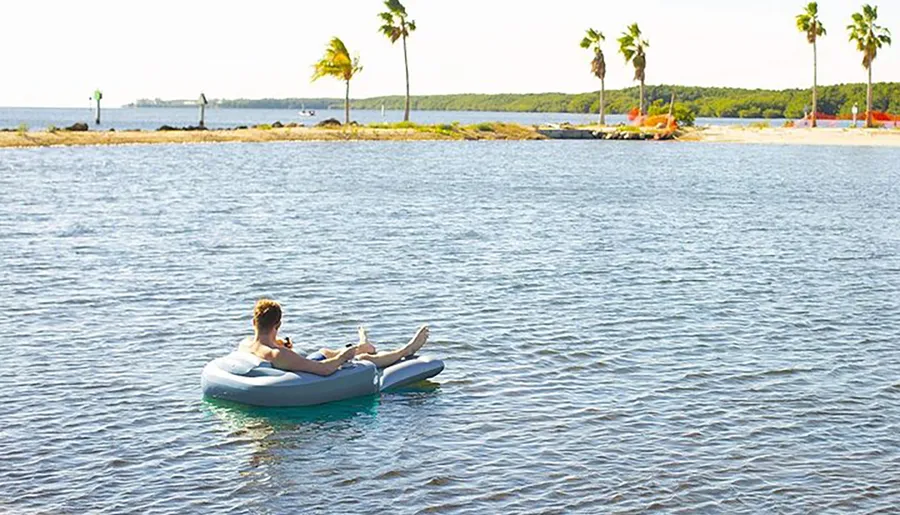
[345,80,350,125]
[866,64,873,128]
[811,40,818,128]
[402,33,411,122]
[600,79,605,126]
[639,80,645,116]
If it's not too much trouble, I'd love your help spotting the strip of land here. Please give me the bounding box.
[2,124,900,148]
[0,123,544,148]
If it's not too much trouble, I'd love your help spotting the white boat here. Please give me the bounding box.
[298,103,316,117]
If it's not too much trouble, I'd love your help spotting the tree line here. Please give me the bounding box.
[351,83,900,120]
[130,82,900,121]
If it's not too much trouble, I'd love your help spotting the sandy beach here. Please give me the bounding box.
[680,125,900,147]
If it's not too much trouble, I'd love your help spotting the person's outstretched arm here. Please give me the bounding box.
[260,346,355,376]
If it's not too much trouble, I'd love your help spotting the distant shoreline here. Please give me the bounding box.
[2,124,899,149]
[125,82,900,121]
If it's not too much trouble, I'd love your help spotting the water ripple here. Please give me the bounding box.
[1,142,899,513]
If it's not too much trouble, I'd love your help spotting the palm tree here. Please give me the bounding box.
[580,28,607,125]
[796,2,826,128]
[311,37,362,125]
[379,0,417,122]
[618,23,649,115]
[847,4,892,128]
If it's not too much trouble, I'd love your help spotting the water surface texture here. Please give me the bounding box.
[1,141,899,513]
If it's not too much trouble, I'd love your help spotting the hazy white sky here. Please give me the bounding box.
[1,0,897,107]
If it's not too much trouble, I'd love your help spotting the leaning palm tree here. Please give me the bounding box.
[580,28,607,125]
[311,37,362,125]
[379,0,416,122]
[796,2,826,127]
[847,4,892,128]
[618,23,649,115]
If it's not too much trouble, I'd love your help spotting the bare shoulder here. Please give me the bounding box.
[237,336,254,352]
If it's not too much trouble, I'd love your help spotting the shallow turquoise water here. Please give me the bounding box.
[1,141,899,513]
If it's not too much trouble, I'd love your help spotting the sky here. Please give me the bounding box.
[1,0,898,107]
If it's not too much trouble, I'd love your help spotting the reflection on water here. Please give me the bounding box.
[204,383,442,473]
[204,381,442,434]
[204,395,381,433]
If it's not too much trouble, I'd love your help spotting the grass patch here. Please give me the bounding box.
[47,125,59,134]
[256,123,273,130]
[749,121,771,129]
[368,121,420,129]
[474,122,495,132]
[16,123,28,135]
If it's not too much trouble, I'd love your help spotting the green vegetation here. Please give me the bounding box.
[256,123,273,130]
[618,23,649,115]
[47,125,59,133]
[378,0,416,122]
[647,100,695,126]
[132,83,900,120]
[749,121,771,129]
[16,123,28,135]
[580,28,607,125]
[360,121,536,139]
[847,4,892,127]
[354,83,900,118]
[796,2,826,127]
[311,37,363,125]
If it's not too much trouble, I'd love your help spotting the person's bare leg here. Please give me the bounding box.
[317,348,340,359]
[355,325,429,368]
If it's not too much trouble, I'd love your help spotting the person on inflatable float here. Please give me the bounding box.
[238,299,430,376]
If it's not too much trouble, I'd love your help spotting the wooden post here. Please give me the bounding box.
[93,89,103,125]
[668,92,676,118]
[198,93,208,128]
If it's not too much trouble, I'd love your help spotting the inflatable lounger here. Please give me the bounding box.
[201,351,444,407]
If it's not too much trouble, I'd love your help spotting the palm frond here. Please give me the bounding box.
[846,4,891,69]
[380,24,402,42]
[384,0,407,17]
[310,37,361,82]
[806,2,818,16]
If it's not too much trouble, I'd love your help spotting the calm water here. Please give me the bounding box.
[1,141,899,514]
[0,106,803,131]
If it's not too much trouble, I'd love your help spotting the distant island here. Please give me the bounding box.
[128,83,900,119]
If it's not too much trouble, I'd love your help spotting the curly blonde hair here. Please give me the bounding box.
[253,299,282,332]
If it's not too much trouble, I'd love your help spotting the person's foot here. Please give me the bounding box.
[356,326,377,355]
[358,325,370,346]
[402,325,430,357]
